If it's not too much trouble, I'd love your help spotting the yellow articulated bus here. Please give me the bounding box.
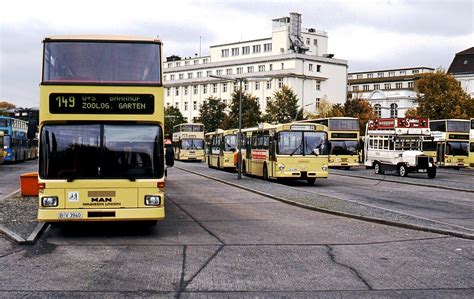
[469,118,474,168]
[241,122,329,185]
[37,35,172,223]
[302,117,360,169]
[205,129,238,170]
[424,119,470,169]
[172,123,205,161]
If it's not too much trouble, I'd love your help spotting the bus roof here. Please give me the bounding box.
[43,35,162,43]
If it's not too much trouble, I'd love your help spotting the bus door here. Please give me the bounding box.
[268,131,276,177]
[436,142,445,164]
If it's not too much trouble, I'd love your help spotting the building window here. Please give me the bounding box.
[269,64,273,71]
[163,75,167,81]
[179,74,184,80]
[234,82,239,91]
[203,84,208,94]
[175,87,179,96]
[170,74,175,80]
[264,43,272,52]
[226,68,233,75]
[194,60,198,65]
[184,102,188,111]
[396,83,402,89]
[167,63,172,68]
[223,83,228,93]
[374,84,380,90]
[255,82,260,90]
[357,74,363,79]
[166,88,170,97]
[378,72,384,78]
[367,73,373,78]
[253,45,261,53]
[266,80,272,89]
[216,69,223,75]
[374,104,381,118]
[166,102,171,107]
[193,101,197,111]
[193,85,198,95]
[390,103,398,118]
[309,64,313,71]
[408,82,414,88]
[174,102,179,108]
[203,58,209,64]
[352,86,359,92]
[184,86,188,95]
[258,65,265,72]
[244,81,249,91]
[278,78,283,88]
[314,39,318,46]
[315,98,320,108]
[400,70,406,75]
[384,83,391,89]
[197,71,202,78]
[316,65,321,72]
[242,46,250,55]
[231,47,239,56]
[389,71,395,77]
[221,49,229,57]
[306,38,310,45]
[212,83,217,93]
[185,61,190,66]
[187,72,193,79]
[316,81,321,91]
[281,63,284,69]
[206,70,212,77]
[176,62,181,67]
[363,84,369,91]
[237,67,243,74]
[412,69,419,74]
[247,66,254,73]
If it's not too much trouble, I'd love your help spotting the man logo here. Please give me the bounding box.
[91,197,112,202]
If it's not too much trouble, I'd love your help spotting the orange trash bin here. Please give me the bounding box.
[20,172,39,197]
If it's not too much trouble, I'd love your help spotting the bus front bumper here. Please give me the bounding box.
[38,207,165,222]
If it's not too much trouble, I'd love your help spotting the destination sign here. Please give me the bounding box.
[49,93,154,114]
[332,133,358,139]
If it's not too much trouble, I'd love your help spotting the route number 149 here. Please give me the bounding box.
[55,95,75,108]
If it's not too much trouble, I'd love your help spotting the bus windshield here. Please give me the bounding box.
[43,41,161,84]
[224,135,237,151]
[0,119,8,127]
[181,139,204,150]
[330,140,358,155]
[4,136,11,147]
[39,123,164,179]
[277,131,328,155]
[447,141,469,156]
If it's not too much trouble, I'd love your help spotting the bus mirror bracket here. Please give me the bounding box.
[165,147,174,167]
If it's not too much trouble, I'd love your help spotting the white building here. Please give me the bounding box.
[163,12,348,122]
[448,47,474,98]
[347,67,434,118]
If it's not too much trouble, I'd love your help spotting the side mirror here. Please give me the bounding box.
[165,147,174,167]
[313,148,320,156]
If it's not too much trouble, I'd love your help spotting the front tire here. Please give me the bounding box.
[242,161,247,176]
[307,178,316,185]
[263,164,269,181]
[374,162,381,174]
[427,167,436,179]
[398,164,408,177]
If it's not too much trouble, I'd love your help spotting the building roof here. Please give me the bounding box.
[447,47,474,75]
[348,67,434,75]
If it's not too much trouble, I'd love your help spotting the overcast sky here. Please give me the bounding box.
[1,0,472,108]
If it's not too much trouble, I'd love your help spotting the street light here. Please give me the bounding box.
[209,74,271,179]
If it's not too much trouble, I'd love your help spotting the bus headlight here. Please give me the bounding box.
[145,195,161,206]
[41,196,58,207]
[322,165,328,171]
[278,164,285,170]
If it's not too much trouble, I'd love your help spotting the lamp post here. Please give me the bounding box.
[210,74,271,179]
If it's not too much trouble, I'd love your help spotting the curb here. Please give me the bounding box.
[175,166,474,240]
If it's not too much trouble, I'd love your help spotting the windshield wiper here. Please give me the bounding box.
[290,144,302,156]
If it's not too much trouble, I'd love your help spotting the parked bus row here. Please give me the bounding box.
[0,115,38,164]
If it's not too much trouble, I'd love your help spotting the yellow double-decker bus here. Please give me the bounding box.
[424,119,470,169]
[241,122,329,185]
[469,118,474,168]
[37,35,172,223]
[205,129,238,170]
[172,123,205,161]
[302,117,360,169]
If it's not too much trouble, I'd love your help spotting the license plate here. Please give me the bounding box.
[59,212,83,219]
[418,169,427,173]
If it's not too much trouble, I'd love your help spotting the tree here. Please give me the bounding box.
[225,90,262,129]
[265,85,301,123]
[164,106,186,138]
[415,68,474,119]
[197,96,227,132]
[405,107,420,118]
[315,99,333,118]
[343,98,375,134]
[0,101,16,115]
[329,103,345,117]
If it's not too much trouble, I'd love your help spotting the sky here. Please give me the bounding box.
[1,0,473,108]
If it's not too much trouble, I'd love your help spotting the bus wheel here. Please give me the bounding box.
[307,178,316,185]
[263,164,269,181]
[398,164,408,177]
[242,161,247,176]
[207,157,211,168]
[344,166,351,170]
[427,168,436,179]
[374,162,381,174]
